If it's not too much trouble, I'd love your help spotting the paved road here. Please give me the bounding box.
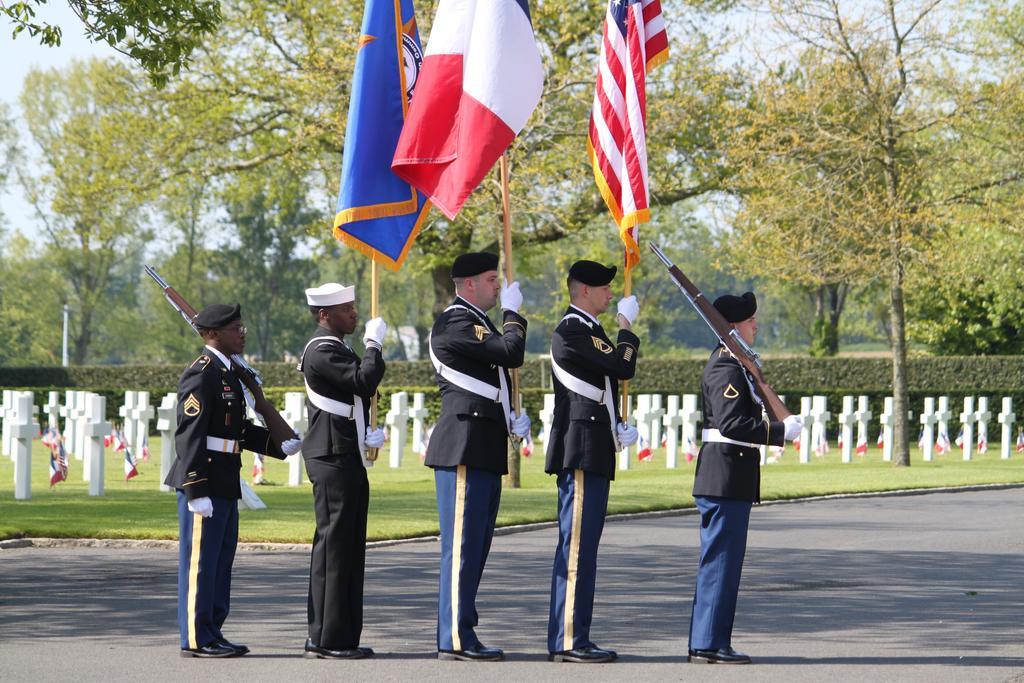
[2,488,1023,682]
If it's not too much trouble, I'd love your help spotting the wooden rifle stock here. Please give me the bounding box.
[647,244,792,422]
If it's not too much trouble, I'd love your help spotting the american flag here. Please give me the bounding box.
[119,429,138,480]
[588,0,669,276]
[252,453,265,485]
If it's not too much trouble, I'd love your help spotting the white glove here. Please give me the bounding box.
[500,281,523,313]
[510,411,531,438]
[616,422,639,448]
[364,426,386,449]
[363,317,387,347]
[187,496,214,518]
[616,295,639,325]
[281,438,302,456]
[783,415,804,441]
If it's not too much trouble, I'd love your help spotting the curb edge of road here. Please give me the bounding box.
[2,481,1021,552]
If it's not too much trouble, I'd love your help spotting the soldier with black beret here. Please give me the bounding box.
[165,303,292,658]
[687,292,802,665]
[426,251,531,661]
[544,260,640,663]
[297,282,387,660]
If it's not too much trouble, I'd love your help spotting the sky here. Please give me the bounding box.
[1,4,122,233]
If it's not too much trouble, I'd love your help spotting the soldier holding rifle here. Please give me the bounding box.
[647,244,801,665]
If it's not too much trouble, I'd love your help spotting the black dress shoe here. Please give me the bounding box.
[356,646,374,657]
[548,646,614,663]
[180,642,236,658]
[304,638,368,659]
[216,639,250,656]
[688,647,751,664]
[437,643,504,661]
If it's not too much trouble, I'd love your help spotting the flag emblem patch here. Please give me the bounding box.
[183,393,202,417]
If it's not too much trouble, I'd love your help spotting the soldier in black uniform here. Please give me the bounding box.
[544,260,640,664]
[687,292,802,665]
[425,252,531,661]
[297,282,387,659]
[164,304,288,658]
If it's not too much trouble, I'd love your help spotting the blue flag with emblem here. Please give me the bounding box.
[333,0,430,270]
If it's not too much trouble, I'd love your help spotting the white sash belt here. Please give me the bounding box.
[298,335,370,467]
[702,428,758,449]
[552,312,622,451]
[206,437,239,453]
[429,304,513,434]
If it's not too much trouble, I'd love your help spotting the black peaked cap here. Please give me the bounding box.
[713,292,757,323]
[194,303,241,329]
[568,260,617,287]
[451,251,500,278]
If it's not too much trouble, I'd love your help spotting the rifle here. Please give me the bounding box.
[144,264,298,450]
[648,243,792,422]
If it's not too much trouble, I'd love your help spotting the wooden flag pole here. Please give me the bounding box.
[499,153,523,487]
[368,259,380,461]
[620,261,632,424]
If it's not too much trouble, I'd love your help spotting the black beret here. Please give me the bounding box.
[568,260,617,287]
[193,303,241,329]
[713,292,757,323]
[451,251,499,278]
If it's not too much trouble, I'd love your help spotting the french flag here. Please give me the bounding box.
[392,0,544,219]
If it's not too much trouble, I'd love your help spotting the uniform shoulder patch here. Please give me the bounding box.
[723,383,740,399]
[592,336,613,354]
[622,345,635,362]
[473,324,489,341]
[183,393,202,417]
[189,355,210,370]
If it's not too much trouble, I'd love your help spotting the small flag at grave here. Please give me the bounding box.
[637,432,653,462]
[684,434,698,463]
[837,431,843,449]
[122,435,138,481]
[104,432,115,448]
[41,426,58,451]
[935,428,951,455]
[140,432,151,462]
[814,429,829,456]
[521,431,534,458]
[793,435,801,453]
[876,429,885,449]
[976,430,987,454]
[49,437,69,487]
[954,427,964,448]
[917,427,925,450]
[252,453,265,485]
[1016,428,1024,454]
[855,431,867,456]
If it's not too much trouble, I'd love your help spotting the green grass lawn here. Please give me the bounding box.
[0,437,1021,542]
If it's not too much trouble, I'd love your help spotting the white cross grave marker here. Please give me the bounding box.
[386,391,409,468]
[934,397,952,454]
[282,392,308,485]
[618,394,634,471]
[997,397,1015,460]
[60,391,79,461]
[837,396,857,463]
[974,397,991,455]
[681,394,702,464]
[1,389,13,458]
[810,395,830,458]
[960,396,977,461]
[132,391,155,457]
[540,393,555,453]
[879,397,895,462]
[854,396,872,457]
[648,394,665,454]
[119,391,137,458]
[82,393,112,496]
[919,397,937,462]
[798,397,813,464]
[74,391,90,471]
[409,393,429,456]
[157,393,177,492]
[11,392,40,500]
[631,394,653,468]
[662,395,682,469]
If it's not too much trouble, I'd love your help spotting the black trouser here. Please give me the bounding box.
[304,452,369,650]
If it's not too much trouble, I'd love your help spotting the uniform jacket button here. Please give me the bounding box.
[473,411,479,416]
[590,416,595,421]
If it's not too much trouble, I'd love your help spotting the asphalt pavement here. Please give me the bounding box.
[1,487,1022,682]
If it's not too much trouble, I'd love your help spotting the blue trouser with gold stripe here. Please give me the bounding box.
[548,469,610,653]
[688,495,752,650]
[176,491,238,649]
[434,465,501,652]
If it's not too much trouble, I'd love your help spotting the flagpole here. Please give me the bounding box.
[620,260,632,425]
[499,153,523,488]
[368,259,380,462]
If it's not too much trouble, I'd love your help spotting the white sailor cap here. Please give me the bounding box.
[305,282,355,307]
